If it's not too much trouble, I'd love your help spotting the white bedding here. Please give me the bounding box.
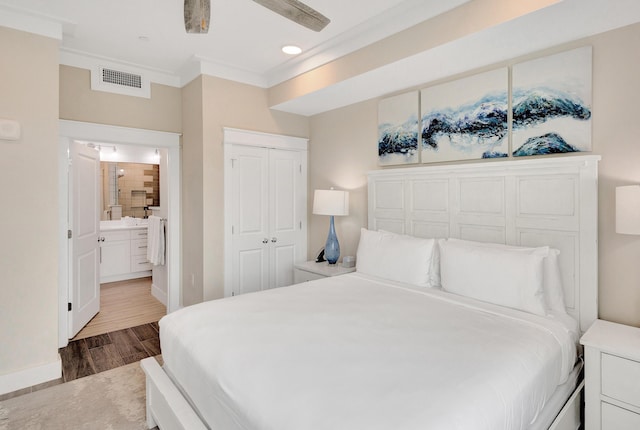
[160,273,578,430]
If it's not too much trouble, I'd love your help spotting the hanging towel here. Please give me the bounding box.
[147,215,165,266]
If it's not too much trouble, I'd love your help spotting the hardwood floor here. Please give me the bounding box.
[0,278,165,401]
[73,277,166,340]
[60,322,161,383]
[0,322,162,402]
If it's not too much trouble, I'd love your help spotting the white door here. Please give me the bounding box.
[269,149,303,288]
[231,145,270,294]
[69,142,101,338]
[230,145,305,295]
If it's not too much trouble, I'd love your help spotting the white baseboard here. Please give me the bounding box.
[152,283,168,306]
[0,354,62,395]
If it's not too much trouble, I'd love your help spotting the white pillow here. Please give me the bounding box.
[356,228,436,287]
[440,239,547,316]
[446,238,567,314]
[379,230,444,288]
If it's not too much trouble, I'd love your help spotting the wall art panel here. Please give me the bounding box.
[421,68,508,163]
[512,46,592,156]
[378,91,419,166]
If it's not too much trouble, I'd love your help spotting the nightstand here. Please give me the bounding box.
[581,319,640,429]
[293,260,356,283]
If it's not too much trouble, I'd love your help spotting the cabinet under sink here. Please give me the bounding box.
[100,227,152,283]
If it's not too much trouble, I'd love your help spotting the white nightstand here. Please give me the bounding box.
[294,260,356,283]
[581,319,640,430]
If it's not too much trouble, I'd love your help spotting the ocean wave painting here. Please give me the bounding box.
[378,91,419,166]
[512,47,592,157]
[421,68,509,163]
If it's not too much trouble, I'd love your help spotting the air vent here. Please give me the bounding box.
[91,66,151,99]
[102,68,142,89]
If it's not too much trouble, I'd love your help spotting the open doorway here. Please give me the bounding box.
[58,120,181,348]
[73,144,167,340]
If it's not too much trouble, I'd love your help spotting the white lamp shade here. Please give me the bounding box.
[313,189,349,216]
[616,185,640,235]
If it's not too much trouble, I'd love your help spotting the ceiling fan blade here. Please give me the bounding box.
[184,0,211,34]
[252,0,330,32]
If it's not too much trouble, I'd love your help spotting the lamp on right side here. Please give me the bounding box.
[616,185,640,234]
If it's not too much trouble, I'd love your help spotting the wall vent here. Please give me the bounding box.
[102,68,142,89]
[91,66,151,99]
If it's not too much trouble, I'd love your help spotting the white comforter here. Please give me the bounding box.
[160,273,578,430]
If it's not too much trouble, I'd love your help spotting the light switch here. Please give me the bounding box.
[0,119,21,141]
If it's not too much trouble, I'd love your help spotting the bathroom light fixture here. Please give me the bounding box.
[282,45,302,55]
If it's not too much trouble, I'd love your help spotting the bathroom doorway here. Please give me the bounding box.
[58,120,181,348]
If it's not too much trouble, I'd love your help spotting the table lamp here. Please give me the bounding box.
[313,188,349,264]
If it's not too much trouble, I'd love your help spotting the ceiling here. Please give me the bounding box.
[0,0,469,87]
[2,0,640,116]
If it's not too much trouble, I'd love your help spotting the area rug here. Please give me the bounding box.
[0,361,156,430]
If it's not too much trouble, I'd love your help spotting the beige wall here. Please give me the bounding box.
[60,65,182,133]
[0,28,60,376]
[198,75,309,301]
[308,22,640,328]
[181,77,205,306]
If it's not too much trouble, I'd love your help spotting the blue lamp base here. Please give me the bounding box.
[324,215,340,265]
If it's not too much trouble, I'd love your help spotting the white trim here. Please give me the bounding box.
[0,5,63,40]
[0,355,62,396]
[59,120,181,146]
[222,127,308,152]
[185,57,268,89]
[265,0,470,87]
[367,154,602,177]
[152,282,168,307]
[58,120,181,348]
[223,128,309,299]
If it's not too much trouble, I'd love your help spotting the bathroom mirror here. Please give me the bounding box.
[100,161,160,220]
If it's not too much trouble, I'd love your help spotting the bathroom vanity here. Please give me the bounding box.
[99,220,152,283]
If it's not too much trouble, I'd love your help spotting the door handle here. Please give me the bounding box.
[262,238,269,244]
[97,236,105,242]
[271,237,277,243]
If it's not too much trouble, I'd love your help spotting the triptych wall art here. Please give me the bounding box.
[377,46,592,166]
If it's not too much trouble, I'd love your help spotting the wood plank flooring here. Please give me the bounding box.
[60,322,161,383]
[0,279,165,401]
[73,277,166,340]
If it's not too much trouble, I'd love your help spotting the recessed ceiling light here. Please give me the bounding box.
[282,45,302,55]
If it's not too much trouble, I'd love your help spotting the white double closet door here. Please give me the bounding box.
[229,140,307,295]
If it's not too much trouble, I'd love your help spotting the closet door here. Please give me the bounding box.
[231,145,270,295]
[269,149,303,289]
[225,128,308,297]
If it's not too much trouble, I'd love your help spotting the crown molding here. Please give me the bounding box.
[264,0,471,87]
[0,4,63,39]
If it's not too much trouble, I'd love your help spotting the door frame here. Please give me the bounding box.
[222,127,308,298]
[58,120,182,348]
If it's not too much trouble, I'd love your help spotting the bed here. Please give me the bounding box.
[141,154,600,430]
